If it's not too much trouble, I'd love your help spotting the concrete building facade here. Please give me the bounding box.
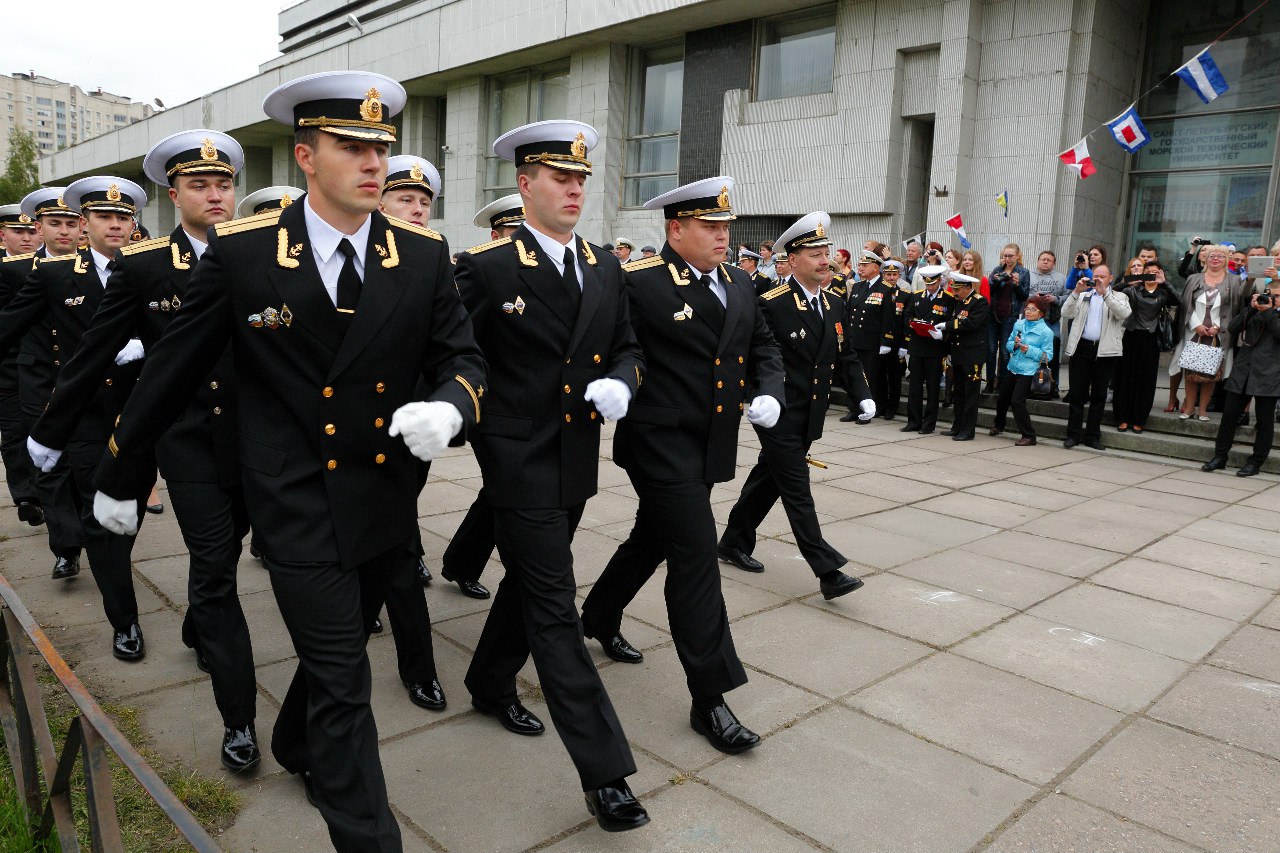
[2,72,152,160]
[40,0,1280,270]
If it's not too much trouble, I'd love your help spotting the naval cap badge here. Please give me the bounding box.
[106,183,122,202]
[410,162,424,181]
[359,87,383,123]
[570,132,587,159]
[200,137,218,161]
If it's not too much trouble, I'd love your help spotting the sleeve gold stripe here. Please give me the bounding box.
[455,375,481,422]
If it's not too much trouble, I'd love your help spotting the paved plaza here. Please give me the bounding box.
[2,414,1279,853]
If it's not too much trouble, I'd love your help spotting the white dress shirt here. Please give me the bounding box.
[90,248,113,286]
[798,282,823,317]
[1081,287,1110,342]
[303,196,371,307]
[184,231,208,261]
[524,222,585,290]
[690,264,727,307]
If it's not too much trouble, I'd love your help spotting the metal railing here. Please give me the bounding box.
[0,572,222,852]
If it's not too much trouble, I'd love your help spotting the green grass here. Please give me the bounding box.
[1,659,241,852]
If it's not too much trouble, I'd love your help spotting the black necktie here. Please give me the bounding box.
[562,246,581,309]
[809,296,821,317]
[336,238,361,312]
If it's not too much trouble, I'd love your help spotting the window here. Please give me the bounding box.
[113,114,126,123]
[755,4,837,101]
[622,43,684,207]
[483,60,570,201]
[36,97,51,105]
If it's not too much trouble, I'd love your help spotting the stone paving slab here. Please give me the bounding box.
[3,414,1279,852]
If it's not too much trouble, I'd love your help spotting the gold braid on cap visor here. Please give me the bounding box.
[165,160,235,177]
[521,153,592,170]
[297,117,397,137]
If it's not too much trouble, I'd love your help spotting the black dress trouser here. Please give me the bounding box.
[361,545,438,687]
[1066,339,1117,442]
[463,503,636,791]
[1113,329,1160,428]
[852,347,881,413]
[720,424,846,576]
[950,358,983,437]
[906,355,943,431]
[0,390,37,505]
[64,440,140,632]
[581,476,748,702]
[440,487,493,582]
[268,547,403,853]
[169,479,256,728]
[32,429,84,560]
[878,352,903,417]
[1215,390,1277,467]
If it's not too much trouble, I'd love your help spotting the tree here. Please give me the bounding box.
[0,128,41,202]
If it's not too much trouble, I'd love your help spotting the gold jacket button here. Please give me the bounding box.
[374,417,384,428]
[323,386,334,397]
[53,360,60,366]
[564,384,571,394]
[375,382,386,393]
[213,406,222,414]
[716,380,723,389]
[738,356,744,364]
[210,381,219,390]
[104,378,112,385]
[714,358,721,366]
[327,459,337,470]
[564,414,572,423]
[375,453,386,464]
[52,344,59,351]
[716,405,723,413]
[589,411,597,420]
[812,394,818,400]
[50,329,56,336]
[593,354,601,363]
[325,424,336,435]
[739,379,745,387]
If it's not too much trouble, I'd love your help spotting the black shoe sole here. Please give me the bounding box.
[221,752,262,774]
[716,550,765,573]
[113,648,146,662]
[821,577,865,600]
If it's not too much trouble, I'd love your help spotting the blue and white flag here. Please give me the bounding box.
[1175,48,1229,104]
[1106,104,1152,153]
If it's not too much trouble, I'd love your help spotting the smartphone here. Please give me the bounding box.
[1248,256,1273,277]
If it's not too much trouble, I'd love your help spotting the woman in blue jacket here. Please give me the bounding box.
[989,294,1055,445]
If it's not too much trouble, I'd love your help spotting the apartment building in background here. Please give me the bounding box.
[1,71,153,161]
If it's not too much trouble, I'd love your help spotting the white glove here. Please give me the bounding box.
[858,399,877,422]
[746,395,781,429]
[929,322,944,340]
[27,436,62,473]
[114,338,144,365]
[388,401,463,462]
[583,378,631,421]
[897,348,908,358]
[94,491,138,536]
[878,345,891,355]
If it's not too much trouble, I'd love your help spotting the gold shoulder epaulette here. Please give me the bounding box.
[761,283,791,301]
[214,208,282,237]
[119,236,170,256]
[387,216,443,241]
[465,237,511,255]
[622,255,664,273]
[1,251,36,264]
[41,253,78,263]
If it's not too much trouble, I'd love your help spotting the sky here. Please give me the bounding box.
[4,0,284,108]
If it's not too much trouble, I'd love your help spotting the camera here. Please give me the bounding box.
[1191,237,1211,247]
[1075,252,1088,265]
[991,270,1011,286]
[1258,293,1272,306]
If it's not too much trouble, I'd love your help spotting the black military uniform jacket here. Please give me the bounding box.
[842,275,898,351]
[748,269,772,295]
[949,291,991,363]
[95,200,485,569]
[903,288,957,358]
[0,248,58,417]
[613,244,784,483]
[454,224,642,510]
[0,250,35,397]
[759,277,870,443]
[31,228,238,487]
[0,246,141,441]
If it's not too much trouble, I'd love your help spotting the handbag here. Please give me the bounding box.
[1179,334,1224,384]
[1030,354,1053,396]
[1155,309,1175,352]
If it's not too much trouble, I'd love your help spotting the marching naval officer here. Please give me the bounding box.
[717,212,870,598]
[90,71,485,853]
[3,189,85,578]
[0,177,149,657]
[436,193,530,603]
[579,176,784,754]
[28,130,264,773]
[454,120,650,832]
[236,185,304,218]
[0,204,43,527]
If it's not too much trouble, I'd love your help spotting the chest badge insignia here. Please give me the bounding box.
[674,303,693,322]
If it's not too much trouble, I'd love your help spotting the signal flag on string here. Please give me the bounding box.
[1175,47,1230,104]
[1058,138,1097,180]
[1106,105,1152,153]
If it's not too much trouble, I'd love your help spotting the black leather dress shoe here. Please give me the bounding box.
[17,501,44,526]
[952,433,974,441]
[1082,438,1104,450]
[221,724,261,773]
[691,702,760,754]
[416,557,433,585]
[585,630,644,664]
[441,569,490,599]
[146,501,164,515]
[1201,456,1227,472]
[1238,463,1261,477]
[249,543,262,561]
[819,571,865,600]
[406,678,447,711]
[1063,437,1080,448]
[919,428,934,435]
[51,555,80,580]
[941,429,956,437]
[112,623,145,662]
[716,545,764,573]
[472,698,544,736]
[195,648,211,674]
[899,424,920,432]
[584,782,650,832]
[299,771,318,808]
[838,411,858,422]
[370,617,384,634]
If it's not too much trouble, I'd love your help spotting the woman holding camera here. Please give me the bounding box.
[986,244,1030,393]
[1114,263,1175,432]
[1170,245,1241,421]
[989,295,1054,445]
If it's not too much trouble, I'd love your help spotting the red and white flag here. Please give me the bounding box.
[1059,138,1096,179]
[944,213,971,249]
